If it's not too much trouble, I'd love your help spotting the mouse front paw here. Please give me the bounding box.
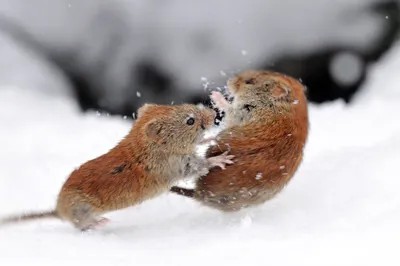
[210,91,230,110]
[207,151,235,170]
[197,167,210,177]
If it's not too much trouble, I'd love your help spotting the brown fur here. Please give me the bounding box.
[1,103,234,230]
[171,70,309,211]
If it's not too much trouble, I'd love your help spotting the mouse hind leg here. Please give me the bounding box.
[70,203,109,231]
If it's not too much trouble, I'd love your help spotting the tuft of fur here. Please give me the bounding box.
[171,70,309,211]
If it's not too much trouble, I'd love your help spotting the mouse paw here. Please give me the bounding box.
[81,217,110,232]
[208,151,235,170]
[210,91,230,110]
[94,217,110,228]
[197,167,210,177]
[199,137,216,145]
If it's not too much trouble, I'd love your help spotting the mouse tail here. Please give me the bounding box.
[170,186,195,198]
[0,210,58,226]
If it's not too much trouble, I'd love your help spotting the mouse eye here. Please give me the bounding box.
[245,78,255,85]
[243,104,255,112]
[186,117,195,125]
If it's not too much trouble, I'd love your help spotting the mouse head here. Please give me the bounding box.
[136,103,216,154]
[226,70,306,114]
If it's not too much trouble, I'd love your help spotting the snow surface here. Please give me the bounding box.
[1,41,400,265]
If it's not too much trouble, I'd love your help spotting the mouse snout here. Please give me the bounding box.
[199,118,206,130]
[200,117,210,130]
[200,110,215,130]
[227,77,240,94]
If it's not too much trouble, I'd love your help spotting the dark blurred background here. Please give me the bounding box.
[0,0,398,119]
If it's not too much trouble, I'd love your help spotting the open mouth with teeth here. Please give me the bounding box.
[223,87,235,104]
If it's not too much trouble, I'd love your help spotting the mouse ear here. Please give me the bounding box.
[270,83,289,99]
[145,120,164,143]
[137,103,156,118]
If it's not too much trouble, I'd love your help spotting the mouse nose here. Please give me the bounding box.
[200,117,208,130]
[200,121,206,130]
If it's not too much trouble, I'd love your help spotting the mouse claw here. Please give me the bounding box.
[225,155,235,160]
[208,151,235,170]
[83,217,110,231]
[210,91,230,110]
[96,217,110,227]
[216,163,226,170]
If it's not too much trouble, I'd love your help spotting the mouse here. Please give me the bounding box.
[171,70,309,212]
[0,103,234,230]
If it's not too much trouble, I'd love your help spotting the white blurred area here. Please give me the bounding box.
[0,0,390,108]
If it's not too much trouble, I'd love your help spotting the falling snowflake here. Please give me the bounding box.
[201,77,210,90]
[255,173,262,180]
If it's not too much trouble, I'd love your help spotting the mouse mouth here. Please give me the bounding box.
[224,86,235,102]
[225,88,236,104]
[218,93,234,105]
[195,129,217,145]
[198,137,216,145]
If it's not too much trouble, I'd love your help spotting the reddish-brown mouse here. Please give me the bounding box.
[0,103,234,230]
[171,70,309,211]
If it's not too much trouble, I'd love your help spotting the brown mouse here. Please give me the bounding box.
[171,70,309,211]
[0,103,234,230]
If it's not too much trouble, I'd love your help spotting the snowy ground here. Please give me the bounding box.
[1,41,400,265]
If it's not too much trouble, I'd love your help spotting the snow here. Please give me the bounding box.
[0,32,73,99]
[255,173,263,180]
[1,43,400,266]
